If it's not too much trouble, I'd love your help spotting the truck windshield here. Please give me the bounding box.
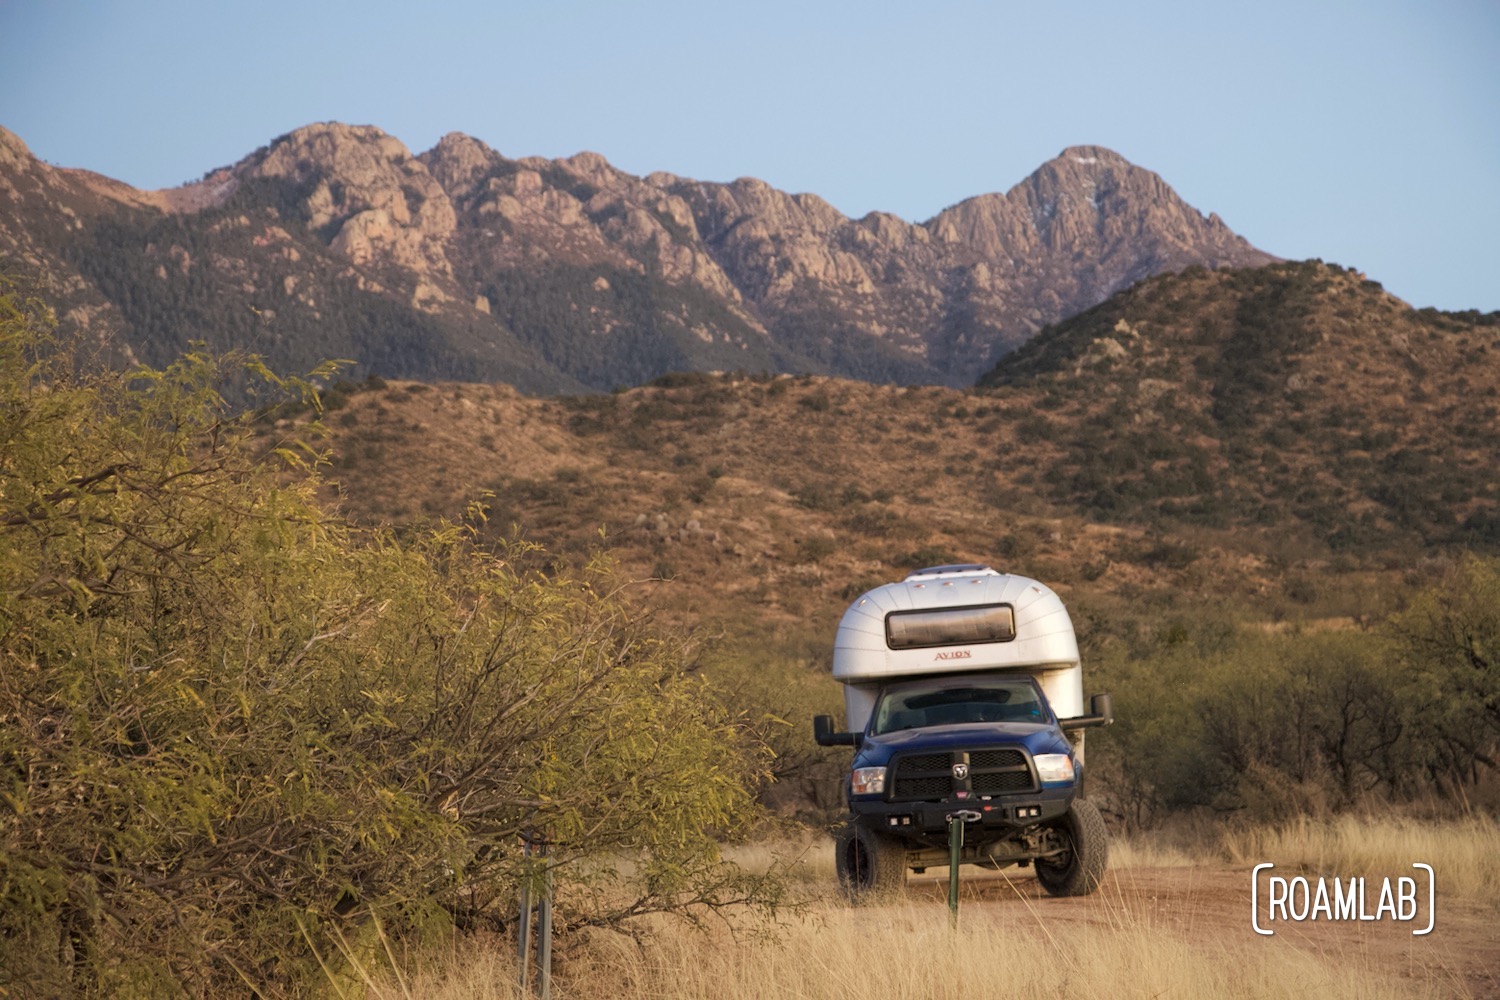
[871,675,1047,734]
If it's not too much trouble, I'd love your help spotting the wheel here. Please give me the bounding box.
[1035,799,1108,897]
[834,821,907,900]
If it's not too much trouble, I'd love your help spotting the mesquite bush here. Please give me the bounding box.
[0,293,778,996]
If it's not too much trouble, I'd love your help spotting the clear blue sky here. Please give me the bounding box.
[2,0,1496,311]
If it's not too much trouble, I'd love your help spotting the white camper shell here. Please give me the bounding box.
[832,565,1083,734]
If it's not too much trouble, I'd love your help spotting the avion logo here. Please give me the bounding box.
[933,650,973,661]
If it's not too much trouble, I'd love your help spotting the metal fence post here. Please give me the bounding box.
[517,835,533,992]
[517,830,555,998]
[537,836,553,1000]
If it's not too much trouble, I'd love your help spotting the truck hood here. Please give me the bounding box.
[854,722,1071,768]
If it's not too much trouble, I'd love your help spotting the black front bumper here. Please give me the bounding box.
[850,784,1075,842]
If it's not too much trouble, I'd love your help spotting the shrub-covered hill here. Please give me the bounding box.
[978,260,1500,549]
[292,263,1497,646]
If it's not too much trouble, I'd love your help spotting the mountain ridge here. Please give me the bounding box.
[2,121,1278,390]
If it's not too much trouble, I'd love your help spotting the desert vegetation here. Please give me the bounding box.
[355,818,1500,999]
[0,293,780,996]
[3,277,1498,996]
[1081,562,1500,828]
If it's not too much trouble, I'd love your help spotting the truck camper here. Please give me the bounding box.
[814,564,1113,897]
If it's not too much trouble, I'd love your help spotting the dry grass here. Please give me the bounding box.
[356,817,1495,1000]
[1222,814,1500,904]
[721,830,835,883]
[1106,831,1204,868]
[362,937,527,1000]
[365,898,1465,1000]
[589,907,1460,1000]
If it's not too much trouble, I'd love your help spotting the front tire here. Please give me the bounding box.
[1035,799,1108,897]
[835,821,907,900]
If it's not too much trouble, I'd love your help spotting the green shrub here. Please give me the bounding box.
[899,546,959,569]
[0,296,776,996]
[799,390,831,412]
[1090,577,1500,829]
[795,535,837,563]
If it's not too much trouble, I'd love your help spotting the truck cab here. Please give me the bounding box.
[814,565,1112,898]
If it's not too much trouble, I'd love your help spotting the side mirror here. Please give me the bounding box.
[1059,693,1114,731]
[813,714,862,747]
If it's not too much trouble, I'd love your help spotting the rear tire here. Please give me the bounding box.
[1035,799,1108,897]
[835,821,907,901]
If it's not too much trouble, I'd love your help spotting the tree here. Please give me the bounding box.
[0,292,777,996]
[1388,556,1500,790]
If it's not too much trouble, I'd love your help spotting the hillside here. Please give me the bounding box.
[278,262,1498,641]
[980,260,1500,550]
[299,372,1203,638]
[1,122,1274,390]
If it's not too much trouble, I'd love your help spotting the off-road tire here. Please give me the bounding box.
[835,821,907,901]
[1035,799,1108,897]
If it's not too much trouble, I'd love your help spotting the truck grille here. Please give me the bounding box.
[888,747,1035,802]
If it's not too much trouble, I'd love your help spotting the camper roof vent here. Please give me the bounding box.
[903,564,1001,582]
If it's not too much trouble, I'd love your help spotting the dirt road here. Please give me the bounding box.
[904,865,1499,998]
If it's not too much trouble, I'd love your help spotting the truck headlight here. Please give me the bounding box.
[851,766,887,795]
[1034,754,1076,785]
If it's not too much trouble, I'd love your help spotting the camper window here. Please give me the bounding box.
[885,603,1016,650]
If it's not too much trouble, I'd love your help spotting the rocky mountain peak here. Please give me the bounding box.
[930,145,1272,278]
[0,126,37,171]
[1013,145,1245,242]
[234,122,458,295]
[644,170,683,189]
[559,150,620,187]
[252,122,412,171]
[422,131,502,196]
[1053,144,1131,166]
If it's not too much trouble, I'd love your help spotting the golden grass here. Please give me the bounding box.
[721,830,835,883]
[362,937,526,1000]
[366,897,1464,1000]
[605,908,1456,1000]
[1222,814,1500,904]
[357,817,1495,1000]
[1106,831,1204,868]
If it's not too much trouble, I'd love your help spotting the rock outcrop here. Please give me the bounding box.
[239,124,458,294]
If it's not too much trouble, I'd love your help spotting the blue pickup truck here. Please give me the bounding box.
[814,565,1113,897]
